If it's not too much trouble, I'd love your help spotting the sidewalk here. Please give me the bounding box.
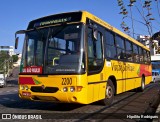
[153,87,160,122]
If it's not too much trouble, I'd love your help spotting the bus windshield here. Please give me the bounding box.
[21,24,85,74]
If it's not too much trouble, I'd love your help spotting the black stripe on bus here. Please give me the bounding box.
[37,75,48,77]
[88,81,107,84]
[88,75,152,84]
[117,75,152,81]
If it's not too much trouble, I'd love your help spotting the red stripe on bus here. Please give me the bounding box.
[19,77,35,85]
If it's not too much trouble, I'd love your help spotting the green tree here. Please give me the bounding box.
[0,51,10,65]
[0,51,11,73]
[12,55,18,62]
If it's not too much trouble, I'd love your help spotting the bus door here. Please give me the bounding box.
[115,35,127,93]
[116,61,126,93]
[86,25,104,102]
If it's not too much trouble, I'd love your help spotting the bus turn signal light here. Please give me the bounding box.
[76,86,83,92]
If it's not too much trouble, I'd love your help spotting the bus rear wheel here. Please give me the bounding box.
[138,76,145,92]
[100,79,115,106]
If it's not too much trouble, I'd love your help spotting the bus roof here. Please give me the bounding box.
[27,10,149,51]
[82,11,149,51]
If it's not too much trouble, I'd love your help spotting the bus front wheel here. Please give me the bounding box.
[100,79,115,106]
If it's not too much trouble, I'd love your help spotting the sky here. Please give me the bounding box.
[0,0,160,53]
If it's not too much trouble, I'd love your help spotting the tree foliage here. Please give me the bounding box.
[117,0,156,37]
[0,51,10,65]
[12,55,18,62]
[117,0,160,52]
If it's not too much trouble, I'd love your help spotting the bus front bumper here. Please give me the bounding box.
[19,87,88,104]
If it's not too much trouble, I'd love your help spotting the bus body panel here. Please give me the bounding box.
[19,74,91,104]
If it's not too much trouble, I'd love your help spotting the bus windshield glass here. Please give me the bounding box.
[21,24,85,74]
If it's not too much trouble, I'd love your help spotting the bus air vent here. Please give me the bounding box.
[31,86,59,93]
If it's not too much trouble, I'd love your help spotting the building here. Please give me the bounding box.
[0,46,15,56]
[137,35,160,61]
[137,35,160,56]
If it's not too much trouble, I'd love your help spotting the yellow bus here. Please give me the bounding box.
[15,11,152,105]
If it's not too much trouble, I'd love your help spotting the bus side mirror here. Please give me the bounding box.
[93,29,98,41]
[15,30,26,49]
[15,37,19,49]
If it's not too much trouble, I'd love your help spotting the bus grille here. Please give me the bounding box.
[31,86,59,93]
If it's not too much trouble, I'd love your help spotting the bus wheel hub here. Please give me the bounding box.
[106,86,112,98]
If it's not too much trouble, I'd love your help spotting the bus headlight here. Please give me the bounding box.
[63,87,68,92]
[25,86,29,90]
[70,86,75,92]
[21,86,25,90]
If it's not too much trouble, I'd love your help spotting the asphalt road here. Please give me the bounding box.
[0,81,160,122]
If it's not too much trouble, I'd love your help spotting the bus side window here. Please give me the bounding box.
[125,40,133,61]
[115,35,125,60]
[105,30,117,59]
[133,44,139,63]
[139,47,144,63]
[143,50,147,64]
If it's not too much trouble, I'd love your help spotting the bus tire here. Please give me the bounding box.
[138,76,145,92]
[100,79,115,106]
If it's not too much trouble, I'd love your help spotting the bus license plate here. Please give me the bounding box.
[22,92,31,97]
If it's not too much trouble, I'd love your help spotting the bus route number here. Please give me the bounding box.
[62,78,72,85]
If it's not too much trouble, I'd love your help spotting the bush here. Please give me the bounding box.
[12,55,18,62]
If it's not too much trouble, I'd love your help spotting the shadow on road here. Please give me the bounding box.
[0,92,84,112]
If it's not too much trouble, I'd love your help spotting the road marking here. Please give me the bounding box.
[0,89,18,95]
[3,98,10,100]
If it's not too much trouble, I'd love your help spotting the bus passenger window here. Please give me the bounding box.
[133,44,139,62]
[105,30,117,59]
[117,49,125,59]
[115,35,125,60]
[106,45,117,58]
[143,50,148,64]
[125,40,133,61]
[115,35,125,49]
[139,47,144,63]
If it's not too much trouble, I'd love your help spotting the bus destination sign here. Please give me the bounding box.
[34,17,72,28]
[22,66,42,74]
[27,12,82,30]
